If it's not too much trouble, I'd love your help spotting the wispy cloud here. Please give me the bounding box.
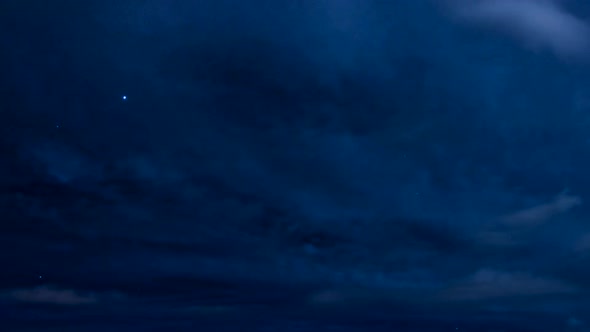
[498,191,582,227]
[438,269,576,301]
[444,0,590,59]
[3,286,98,305]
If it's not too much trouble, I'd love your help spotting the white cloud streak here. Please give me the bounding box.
[444,0,590,59]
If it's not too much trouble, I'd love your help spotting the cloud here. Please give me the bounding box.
[3,286,99,305]
[4,1,590,329]
[443,0,590,59]
[498,191,582,227]
[473,191,582,247]
[438,269,576,301]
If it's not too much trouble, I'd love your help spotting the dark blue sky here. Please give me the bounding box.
[3,0,590,331]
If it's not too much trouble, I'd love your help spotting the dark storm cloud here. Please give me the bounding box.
[4,0,590,330]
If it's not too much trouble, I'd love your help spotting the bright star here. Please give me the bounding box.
[122,95,127,100]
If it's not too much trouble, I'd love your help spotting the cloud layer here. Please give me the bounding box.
[3,0,590,330]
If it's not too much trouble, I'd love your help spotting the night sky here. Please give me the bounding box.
[3,1,590,331]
